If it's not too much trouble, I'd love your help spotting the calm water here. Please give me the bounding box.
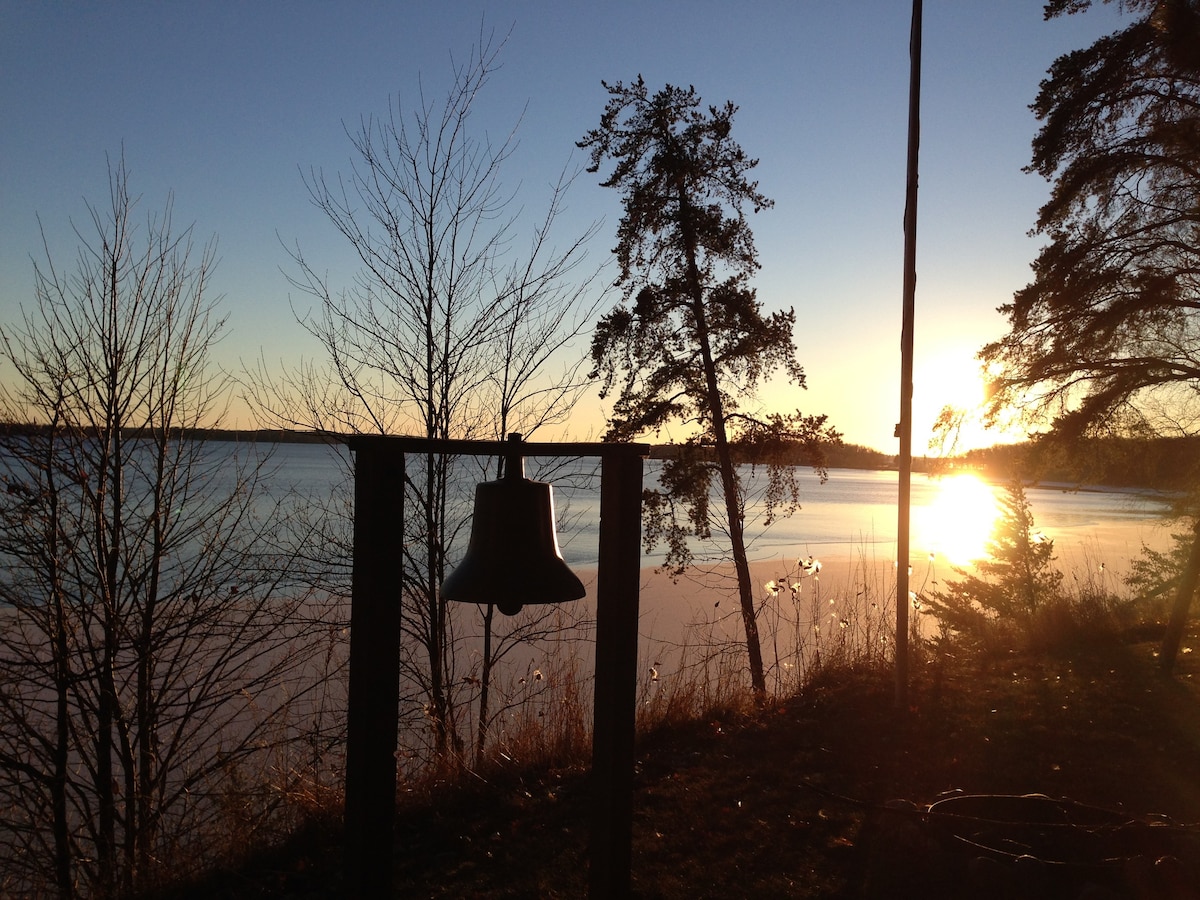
[264,441,1176,578]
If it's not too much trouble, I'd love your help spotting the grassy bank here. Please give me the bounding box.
[161,613,1200,899]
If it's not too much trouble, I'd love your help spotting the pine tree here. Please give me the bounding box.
[579,78,836,695]
[924,481,1063,644]
[981,0,1200,670]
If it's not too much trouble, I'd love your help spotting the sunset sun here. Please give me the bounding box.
[914,473,1001,566]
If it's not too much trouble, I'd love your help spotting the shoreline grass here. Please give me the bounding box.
[114,540,1200,897]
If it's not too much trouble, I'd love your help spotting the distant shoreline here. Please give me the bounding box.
[0,422,335,445]
[3,423,1190,494]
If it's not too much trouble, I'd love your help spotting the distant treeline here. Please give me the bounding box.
[650,435,1198,492]
[955,436,1200,492]
[4,422,1190,491]
[836,436,1197,491]
[766,435,1199,491]
[650,439,905,471]
[0,423,337,444]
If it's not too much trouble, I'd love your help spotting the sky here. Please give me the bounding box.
[0,1,1132,452]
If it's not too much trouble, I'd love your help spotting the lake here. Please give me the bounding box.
[265,441,1177,581]
[2,436,1180,783]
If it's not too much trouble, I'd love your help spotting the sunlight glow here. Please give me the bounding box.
[915,346,1022,452]
[914,473,1000,567]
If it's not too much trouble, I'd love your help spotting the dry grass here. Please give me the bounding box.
[166,620,1200,899]
[155,557,1200,899]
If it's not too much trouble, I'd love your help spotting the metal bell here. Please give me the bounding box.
[441,441,585,616]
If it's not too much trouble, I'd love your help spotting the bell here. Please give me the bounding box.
[441,439,585,616]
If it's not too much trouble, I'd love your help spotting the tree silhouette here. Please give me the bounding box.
[0,159,329,896]
[923,481,1063,648]
[982,0,1200,671]
[253,30,603,763]
[579,77,836,696]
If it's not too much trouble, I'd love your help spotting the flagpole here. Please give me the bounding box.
[896,0,922,709]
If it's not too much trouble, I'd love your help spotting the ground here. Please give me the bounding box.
[173,632,1200,898]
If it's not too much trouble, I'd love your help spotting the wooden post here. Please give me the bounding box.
[896,0,922,710]
[344,441,403,895]
[590,453,643,898]
[342,436,646,894]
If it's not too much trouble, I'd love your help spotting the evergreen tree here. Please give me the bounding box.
[579,77,836,695]
[924,481,1063,645]
[981,0,1200,670]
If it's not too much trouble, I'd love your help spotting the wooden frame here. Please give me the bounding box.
[344,435,648,897]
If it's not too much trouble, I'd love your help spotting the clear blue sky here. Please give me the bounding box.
[0,1,1129,451]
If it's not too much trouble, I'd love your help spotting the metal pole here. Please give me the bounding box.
[589,452,643,898]
[344,444,403,895]
[896,0,922,709]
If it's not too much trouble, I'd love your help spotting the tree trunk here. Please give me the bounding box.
[676,177,766,697]
[475,603,495,768]
[423,449,463,763]
[136,429,168,884]
[45,430,74,900]
[688,294,765,696]
[715,438,766,696]
[96,532,119,894]
[53,608,73,900]
[1160,517,1200,675]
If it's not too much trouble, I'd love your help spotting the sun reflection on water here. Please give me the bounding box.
[914,473,1001,567]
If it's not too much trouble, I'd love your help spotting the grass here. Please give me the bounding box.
[164,612,1200,899]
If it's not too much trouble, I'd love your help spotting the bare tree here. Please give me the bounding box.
[250,30,603,765]
[0,159,331,897]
